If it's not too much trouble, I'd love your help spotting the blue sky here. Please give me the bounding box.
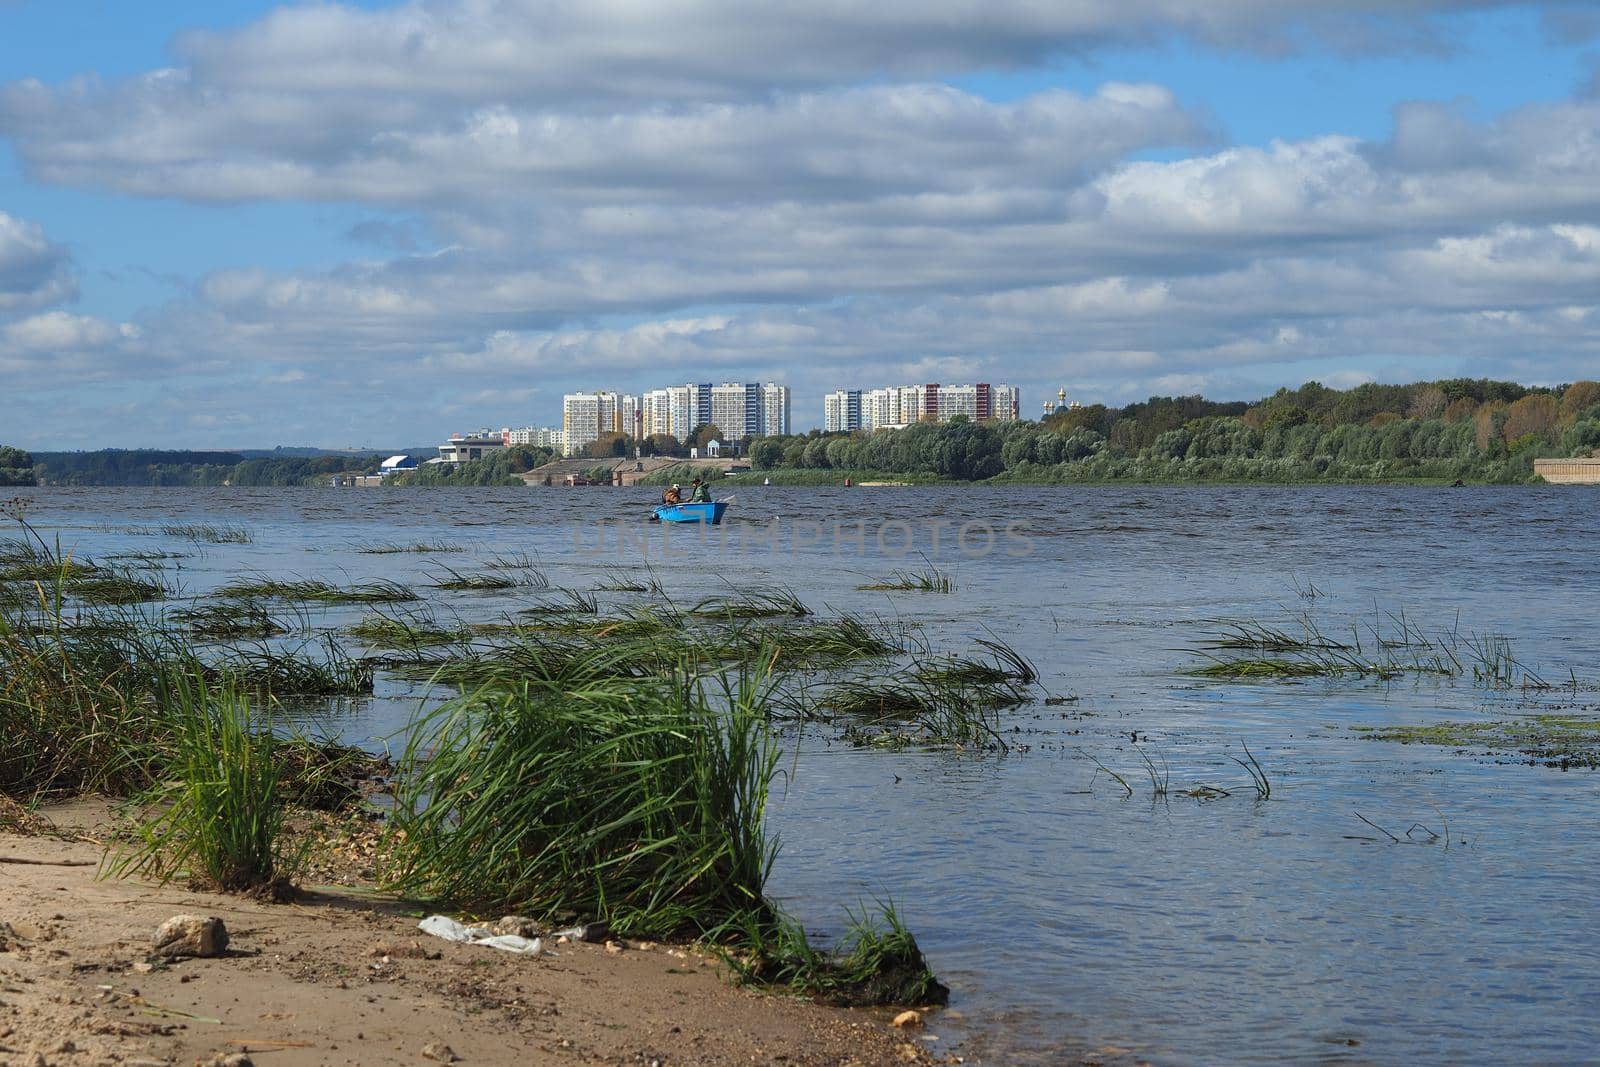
[2,1,1598,448]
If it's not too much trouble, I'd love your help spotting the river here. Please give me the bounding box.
[8,483,1599,1064]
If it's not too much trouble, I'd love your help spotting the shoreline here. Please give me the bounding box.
[0,801,947,1067]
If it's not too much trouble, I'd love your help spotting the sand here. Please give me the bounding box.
[0,802,942,1067]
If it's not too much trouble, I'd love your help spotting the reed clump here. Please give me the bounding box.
[690,588,810,619]
[857,565,954,593]
[215,577,417,604]
[1187,608,1548,688]
[347,612,460,649]
[428,565,540,591]
[105,681,295,895]
[725,901,948,1007]
[171,601,288,640]
[353,540,463,555]
[747,615,905,665]
[160,522,252,544]
[386,660,781,936]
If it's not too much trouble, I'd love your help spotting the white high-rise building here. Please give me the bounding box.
[709,383,755,440]
[618,393,643,442]
[991,384,1020,421]
[761,383,791,437]
[824,390,862,433]
[562,391,621,455]
[508,426,566,450]
[835,382,1021,430]
[562,381,790,450]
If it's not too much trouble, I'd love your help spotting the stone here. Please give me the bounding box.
[891,1010,922,1029]
[199,1054,253,1067]
[420,1041,459,1062]
[491,916,540,939]
[0,921,26,952]
[604,941,623,955]
[152,915,229,959]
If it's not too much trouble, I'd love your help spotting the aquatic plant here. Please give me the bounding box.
[170,601,288,640]
[160,523,252,544]
[346,611,460,649]
[596,564,665,594]
[210,637,375,696]
[1229,741,1272,799]
[105,681,294,894]
[724,899,948,1007]
[689,587,810,619]
[747,614,906,666]
[386,660,781,936]
[1187,607,1548,687]
[427,564,536,591]
[823,676,1012,752]
[352,540,463,554]
[518,588,600,616]
[1357,715,1600,769]
[482,551,546,576]
[214,576,418,604]
[856,563,954,593]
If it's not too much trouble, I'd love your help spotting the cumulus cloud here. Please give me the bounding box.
[0,212,77,310]
[165,0,1596,103]
[2,1,1599,446]
[0,311,143,378]
[0,79,1206,207]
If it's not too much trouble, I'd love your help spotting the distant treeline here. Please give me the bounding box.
[0,446,36,487]
[31,450,385,487]
[745,378,1600,483]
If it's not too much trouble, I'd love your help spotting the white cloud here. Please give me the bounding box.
[165,0,1596,104]
[3,1,1599,446]
[0,212,77,310]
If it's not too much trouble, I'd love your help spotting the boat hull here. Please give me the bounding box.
[653,501,727,524]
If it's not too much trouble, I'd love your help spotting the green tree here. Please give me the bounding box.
[0,445,36,487]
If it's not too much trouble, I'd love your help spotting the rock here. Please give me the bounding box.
[369,941,438,960]
[198,1054,253,1067]
[0,921,26,952]
[491,916,540,938]
[153,915,229,959]
[420,1041,459,1062]
[891,1010,922,1029]
[604,941,623,955]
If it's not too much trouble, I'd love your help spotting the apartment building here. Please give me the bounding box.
[824,390,863,433]
[562,391,622,455]
[566,381,788,451]
[831,382,1021,431]
[507,426,566,451]
[761,383,791,437]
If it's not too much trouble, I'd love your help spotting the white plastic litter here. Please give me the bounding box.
[418,915,544,956]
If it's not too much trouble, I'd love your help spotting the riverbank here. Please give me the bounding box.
[0,800,944,1067]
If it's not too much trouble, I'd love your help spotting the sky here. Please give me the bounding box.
[2,1,1599,449]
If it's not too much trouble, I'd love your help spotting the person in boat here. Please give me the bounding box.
[661,483,683,505]
[688,476,712,503]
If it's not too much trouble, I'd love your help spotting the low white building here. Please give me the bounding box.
[437,434,506,464]
[379,454,419,476]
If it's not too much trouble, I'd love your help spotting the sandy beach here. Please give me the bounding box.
[0,802,941,1067]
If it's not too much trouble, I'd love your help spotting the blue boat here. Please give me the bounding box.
[652,501,728,525]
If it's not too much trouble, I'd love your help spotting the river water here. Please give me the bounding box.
[8,484,1599,1065]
